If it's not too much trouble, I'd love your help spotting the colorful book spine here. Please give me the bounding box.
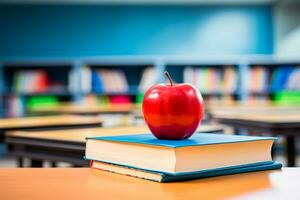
[6,95,25,117]
[183,66,237,95]
[92,69,129,93]
[139,67,159,92]
[270,66,299,92]
[12,69,68,94]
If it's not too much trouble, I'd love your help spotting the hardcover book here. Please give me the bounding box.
[91,160,282,182]
[85,133,278,174]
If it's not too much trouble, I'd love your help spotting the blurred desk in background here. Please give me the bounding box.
[1,168,299,200]
[206,101,300,116]
[0,115,103,166]
[30,103,140,127]
[5,124,224,167]
[0,115,103,131]
[29,103,139,115]
[210,108,300,167]
[208,106,300,116]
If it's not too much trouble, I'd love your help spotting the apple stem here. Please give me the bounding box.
[164,71,173,86]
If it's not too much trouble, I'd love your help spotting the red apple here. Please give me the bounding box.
[142,71,204,140]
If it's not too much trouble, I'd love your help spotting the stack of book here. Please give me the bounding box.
[183,67,237,94]
[85,133,281,182]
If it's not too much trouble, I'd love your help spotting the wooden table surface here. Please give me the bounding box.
[208,104,300,120]
[6,124,225,143]
[0,168,298,200]
[0,115,103,130]
[211,112,300,124]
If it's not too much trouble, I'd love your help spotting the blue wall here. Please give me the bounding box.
[0,4,273,59]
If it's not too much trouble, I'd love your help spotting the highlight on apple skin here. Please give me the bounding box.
[142,71,204,140]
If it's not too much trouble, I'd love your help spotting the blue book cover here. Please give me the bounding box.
[270,67,294,91]
[280,67,294,89]
[87,133,277,148]
[91,70,103,93]
[270,68,283,91]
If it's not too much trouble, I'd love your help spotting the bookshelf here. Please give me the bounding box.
[77,57,163,106]
[245,59,300,104]
[0,56,299,117]
[0,60,80,117]
[165,62,240,103]
[0,62,4,118]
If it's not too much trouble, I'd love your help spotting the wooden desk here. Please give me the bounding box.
[0,115,103,167]
[0,115,103,131]
[208,106,300,116]
[30,103,138,115]
[211,111,300,167]
[5,124,224,167]
[0,168,298,200]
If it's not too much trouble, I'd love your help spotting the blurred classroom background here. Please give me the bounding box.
[0,0,300,167]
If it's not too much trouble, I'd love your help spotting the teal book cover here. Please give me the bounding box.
[160,162,282,182]
[91,161,282,182]
[87,133,277,148]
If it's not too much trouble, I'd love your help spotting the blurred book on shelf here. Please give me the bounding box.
[110,95,131,104]
[6,95,60,118]
[12,69,67,94]
[26,96,59,111]
[287,68,300,91]
[247,66,269,93]
[136,93,144,106]
[68,68,78,93]
[138,67,159,92]
[79,94,107,106]
[91,69,129,93]
[223,67,238,94]
[183,66,237,94]
[77,66,160,107]
[6,96,25,117]
[79,94,131,106]
[13,70,49,93]
[246,66,300,105]
[80,67,92,94]
[274,91,300,105]
[270,67,300,92]
[247,66,300,93]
